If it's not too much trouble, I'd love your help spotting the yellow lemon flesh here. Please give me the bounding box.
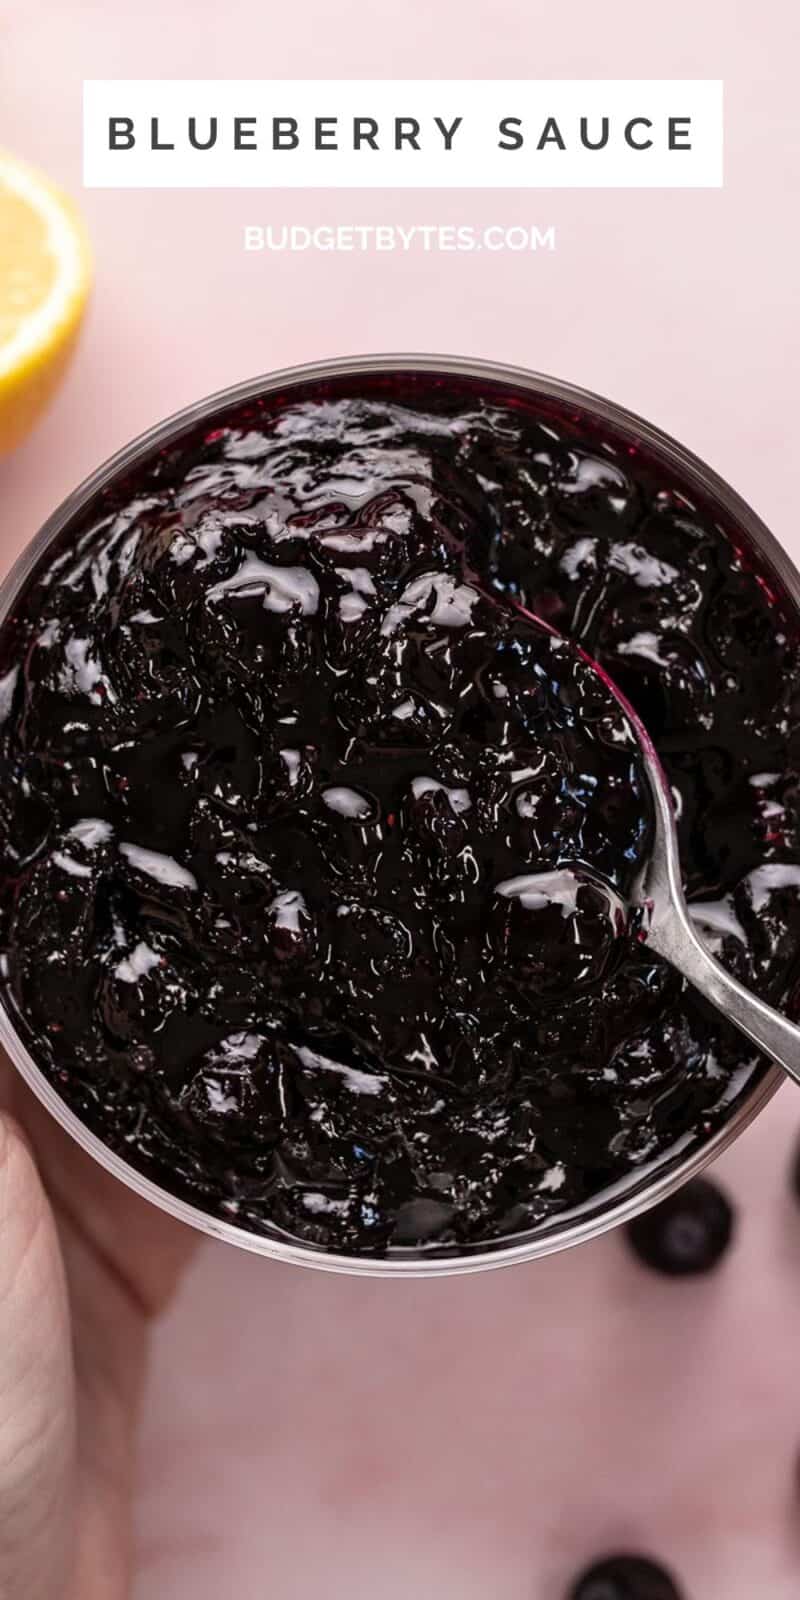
[0,152,92,454]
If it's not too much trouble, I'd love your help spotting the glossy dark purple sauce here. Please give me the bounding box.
[0,371,798,1254]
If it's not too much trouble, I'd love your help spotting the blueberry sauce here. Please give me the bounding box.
[0,369,798,1255]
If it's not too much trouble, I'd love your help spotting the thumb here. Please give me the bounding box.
[0,1113,76,1599]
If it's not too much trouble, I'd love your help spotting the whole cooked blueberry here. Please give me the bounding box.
[625,1177,734,1276]
[568,1552,684,1600]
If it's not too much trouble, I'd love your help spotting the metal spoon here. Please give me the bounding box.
[589,646,800,1085]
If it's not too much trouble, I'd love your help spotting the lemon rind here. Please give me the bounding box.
[0,151,92,384]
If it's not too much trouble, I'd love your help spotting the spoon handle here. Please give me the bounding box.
[647,907,800,1087]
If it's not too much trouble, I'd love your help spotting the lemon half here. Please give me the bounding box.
[0,151,92,454]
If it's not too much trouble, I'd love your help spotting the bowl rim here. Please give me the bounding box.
[0,350,790,1277]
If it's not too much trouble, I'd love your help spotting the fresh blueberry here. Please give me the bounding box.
[568,1552,684,1600]
[625,1176,734,1276]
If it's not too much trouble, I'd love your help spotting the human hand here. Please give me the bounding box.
[0,1054,197,1599]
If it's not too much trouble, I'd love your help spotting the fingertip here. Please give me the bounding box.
[0,1107,33,1164]
[0,1112,76,1595]
[0,1110,61,1306]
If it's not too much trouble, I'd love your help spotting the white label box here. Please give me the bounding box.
[83,80,724,189]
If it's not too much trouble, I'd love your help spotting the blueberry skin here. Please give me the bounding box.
[568,1552,684,1600]
[625,1176,734,1276]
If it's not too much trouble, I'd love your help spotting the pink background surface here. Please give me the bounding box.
[2,2,800,1595]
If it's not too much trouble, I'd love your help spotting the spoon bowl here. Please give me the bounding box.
[560,622,800,1088]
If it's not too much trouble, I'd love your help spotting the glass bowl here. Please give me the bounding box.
[0,354,791,1276]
